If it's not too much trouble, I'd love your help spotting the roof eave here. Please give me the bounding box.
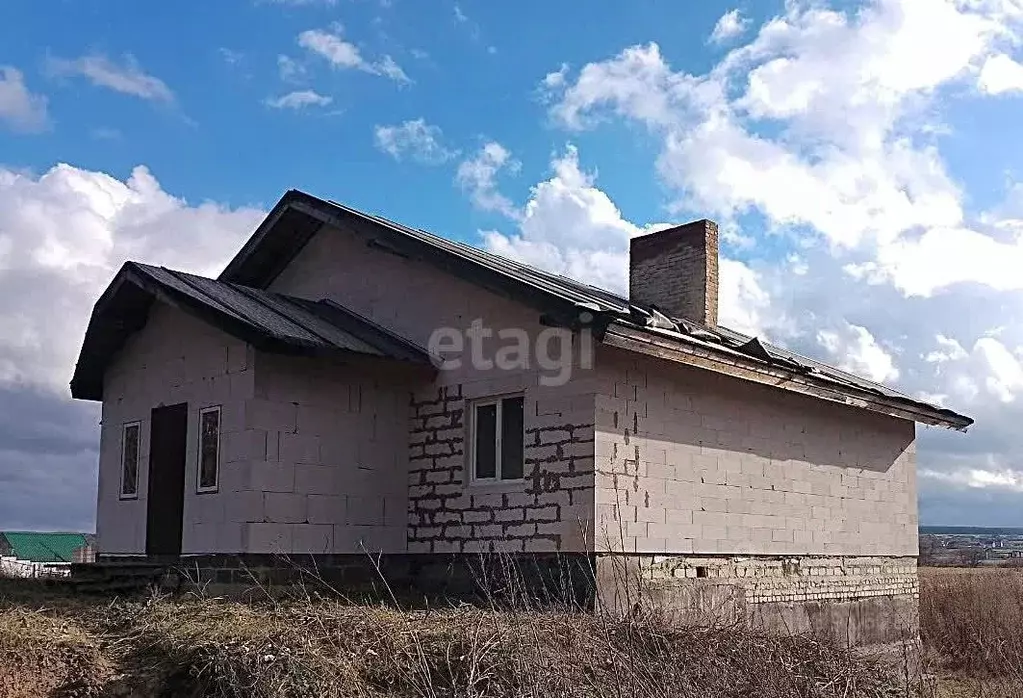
[71,258,438,402]
[218,190,306,285]
[602,322,973,432]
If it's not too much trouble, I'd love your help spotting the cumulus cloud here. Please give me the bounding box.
[298,28,410,83]
[456,142,521,219]
[374,118,457,164]
[513,0,1023,522]
[817,323,900,383]
[0,164,263,392]
[46,54,174,102]
[264,89,333,109]
[0,163,263,530]
[710,9,750,44]
[0,66,49,133]
[459,144,772,337]
[542,1,1023,302]
[978,53,1023,94]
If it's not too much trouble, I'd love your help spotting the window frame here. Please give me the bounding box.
[469,394,525,483]
[119,421,141,500]
[196,405,222,494]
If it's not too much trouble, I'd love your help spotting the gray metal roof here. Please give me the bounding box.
[133,264,399,356]
[325,201,970,422]
[70,261,430,400]
[219,191,972,430]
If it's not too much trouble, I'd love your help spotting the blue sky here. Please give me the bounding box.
[2,0,717,223]
[4,0,1023,530]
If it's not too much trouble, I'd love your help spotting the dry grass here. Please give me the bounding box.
[0,605,111,698]
[0,578,906,698]
[920,567,1023,698]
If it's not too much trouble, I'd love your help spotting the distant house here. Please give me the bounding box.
[71,190,972,649]
[0,531,96,578]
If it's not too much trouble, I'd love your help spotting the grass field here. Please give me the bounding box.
[0,566,1015,697]
[919,567,1023,697]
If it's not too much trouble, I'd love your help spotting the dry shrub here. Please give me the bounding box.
[0,568,908,698]
[0,607,110,698]
[82,595,904,698]
[920,568,1023,688]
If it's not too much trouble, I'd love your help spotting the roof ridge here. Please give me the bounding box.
[213,191,972,430]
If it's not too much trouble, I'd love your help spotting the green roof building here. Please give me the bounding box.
[0,532,93,563]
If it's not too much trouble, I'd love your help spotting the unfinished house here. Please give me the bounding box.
[71,191,972,649]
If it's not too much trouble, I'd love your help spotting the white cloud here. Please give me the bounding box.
[925,334,968,363]
[46,54,174,102]
[817,323,900,382]
[278,55,306,83]
[375,55,410,83]
[0,164,264,392]
[264,89,332,109]
[465,145,768,335]
[975,336,1023,402]
[920,466,1023,491]
[718,258,772,337]
[543,63,570,90]
[298,28,410,83]
[374,119,457,164]
[0,66,49,133]
[978,53,1023,94]
[523,0,1023,509]
[456,142,521,219]
[710,9,750,44]
[482,146,645,292]
[548,43,696,131]
[545,0,1023,299]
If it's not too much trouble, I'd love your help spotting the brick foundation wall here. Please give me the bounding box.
[596,553,919,648]
[408,383,596,553]
[639,554,918,603]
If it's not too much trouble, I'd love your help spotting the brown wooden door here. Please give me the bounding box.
[145,403,188,557]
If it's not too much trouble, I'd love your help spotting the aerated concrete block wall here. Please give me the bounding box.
[236,353,410,554]
[269,223,603,552]
[97,303,255,554]
[98,302,412,556]
[593,348,918,556]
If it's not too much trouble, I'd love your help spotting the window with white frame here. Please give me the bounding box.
[471,395,524,481]
[197,406,221,492]
[120,422,140,498]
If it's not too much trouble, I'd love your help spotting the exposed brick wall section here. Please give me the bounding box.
[630,219,719,326]
[640,555,918,603]
[408,384,465,553]
[408,385,596,554]
[596,553,920,648]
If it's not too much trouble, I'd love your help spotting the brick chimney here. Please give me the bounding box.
[629,219,719,326]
